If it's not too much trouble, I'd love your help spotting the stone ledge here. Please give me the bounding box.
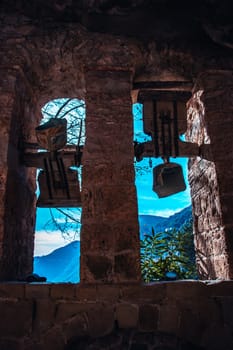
[1,280,233,300]
[0,280,233,349]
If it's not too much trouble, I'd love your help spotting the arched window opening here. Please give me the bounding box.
[33,98,85,283]
[33,97,197,284]
[133,101,197,282]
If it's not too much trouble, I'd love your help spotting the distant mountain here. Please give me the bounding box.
[34,240,80,283]
[34,206,192,283]
[139,205,192,239]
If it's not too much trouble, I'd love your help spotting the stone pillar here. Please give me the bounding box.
[0,76,15,268]
[80,68,141,283]
[0,68,36,280]
[187,70,233,279]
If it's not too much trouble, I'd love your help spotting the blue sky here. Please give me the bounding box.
[34,101,191,256]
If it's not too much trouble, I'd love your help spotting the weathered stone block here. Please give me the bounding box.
[21,338,42,350]
[178,307,204,344]
[201,323,233,350]
[63,313,88,339]
[80,223,115,252]
[81,185,139,223]
[85,254,113,281]
[0,338,23,350]
[42,325,65,350]
[207,280,233,296]
[220,194,233,225]
[25,284,50,299]
[33,299,56,334]
[130,343,148,350]
[82,163,135,185]
[165,281,207,300]
[85,69,131,95]
[216,296,233,327]
[0,299,32,337]
[215,161,233,195]
[115,225,140,253]
[121,284,166,303]
[209,255,230,279]
[87,303,114,337]
[115,253,140,281]
[116,303,138,328]
[138,304,158,332]
[75,284,97,301]
[0,282,25,298]
[96,284,120,301]
[131,332,155,346]
[158,304,180,334]
[50,283,75,299]
[55,301,95,323]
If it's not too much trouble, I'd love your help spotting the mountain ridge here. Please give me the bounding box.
[139,205,192,238]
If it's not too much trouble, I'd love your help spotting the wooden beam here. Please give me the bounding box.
[135,141,213,161]
[22,147,83,169]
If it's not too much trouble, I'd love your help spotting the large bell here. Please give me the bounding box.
[152,162,186,198]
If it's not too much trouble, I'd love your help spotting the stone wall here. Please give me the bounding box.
[0,68,37,280]
[198,71,233,279]
[0,9,233,283]
[0,7,233,350]
[187,71,233,279]
[188,157,227,279]
[187,89,226,279]
[0,281,233,350]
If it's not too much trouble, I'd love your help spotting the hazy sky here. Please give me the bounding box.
[34,102,191,256]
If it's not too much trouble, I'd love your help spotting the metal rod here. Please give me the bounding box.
[43,158,53,199]
[49,157,57,190]
[153,101,160,157]
[59,157,71,199]
[173,101,179,156]
[55,156,66,189]
[167,112,172,157]
[161,112,166,156]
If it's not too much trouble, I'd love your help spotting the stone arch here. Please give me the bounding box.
[0,31,86,280]
[131,68,233,281]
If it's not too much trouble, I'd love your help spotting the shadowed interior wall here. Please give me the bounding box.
[0,69,37,280]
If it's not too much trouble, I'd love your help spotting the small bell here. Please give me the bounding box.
[152,161,186,198]
[35,118,67,152]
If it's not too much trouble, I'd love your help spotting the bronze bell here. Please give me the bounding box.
[152,162,186,198]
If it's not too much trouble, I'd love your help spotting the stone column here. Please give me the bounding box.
[0,74,15,270]
[80,67,141,283]
[187,70,233,279]
[0,68,36,280]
